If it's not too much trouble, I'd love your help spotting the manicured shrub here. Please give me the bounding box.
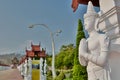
[55,71,65,80]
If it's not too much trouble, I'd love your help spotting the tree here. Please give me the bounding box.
[46,54,52,66]
[73,19,87,80]
[55,44,75,69]
[55,71,65,80]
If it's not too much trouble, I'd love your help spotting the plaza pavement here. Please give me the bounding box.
[0,69,23,80]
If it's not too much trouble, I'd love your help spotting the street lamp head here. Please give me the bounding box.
[55,30,62,36]
[28,24,47,29]
[28,25,34,28]
[57,30,62,33]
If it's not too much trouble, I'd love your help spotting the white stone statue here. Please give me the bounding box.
[28,57,32,73]
[44,59,47,74]
[24,60,28,75]
[24,59,28,80]
[43,59,47,80]
[40,58,43,80]
[79,1,111,80]
[28,57,32,80]
[17,64,24,76]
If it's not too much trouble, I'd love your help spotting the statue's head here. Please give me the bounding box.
[84,1,99,32]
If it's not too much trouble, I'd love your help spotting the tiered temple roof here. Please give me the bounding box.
[26,50,34,57]
[26,42,46,58]
[31,43,41,51]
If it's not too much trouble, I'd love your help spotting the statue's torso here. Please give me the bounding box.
[87,36,100,56]
[87,37,102,70]
[86,35,111,80]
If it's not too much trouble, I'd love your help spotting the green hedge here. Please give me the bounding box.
[55,71,65,80]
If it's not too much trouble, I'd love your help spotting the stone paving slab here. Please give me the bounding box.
[0,69,23,80]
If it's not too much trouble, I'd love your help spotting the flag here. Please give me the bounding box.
[71,0,79,12]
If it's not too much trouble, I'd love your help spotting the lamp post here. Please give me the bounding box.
[28,24,61,79]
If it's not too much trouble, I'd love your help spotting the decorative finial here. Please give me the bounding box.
[84,1,98,19]
[39,41,41,46]
[25,47,27,51]
[31,42,33,46]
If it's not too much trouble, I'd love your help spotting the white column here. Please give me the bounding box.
[43,59,47,80]
[28,57,32,80]
[20,64,24,76]
[20,63,24,77]
[24,59,28,80]
[40,58,43,80]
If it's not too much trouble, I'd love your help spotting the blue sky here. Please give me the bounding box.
[0,0,99,55]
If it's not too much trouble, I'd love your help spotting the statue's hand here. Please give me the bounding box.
[79,38,88,57]
[79,38,87,52]
[79,38,88,66]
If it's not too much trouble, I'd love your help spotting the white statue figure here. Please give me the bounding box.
[24,59,28,80]
[20,64,24,77]
[28,57,32,73]
[44,59,47,74]
[28,57,32,80]
[40,58,43,80]
[24,60,28,75]
[79,1,111,80]
[21,64,24,77]
[43,59,47,80]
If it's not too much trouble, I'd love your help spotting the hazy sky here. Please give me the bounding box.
[0,0,99,55]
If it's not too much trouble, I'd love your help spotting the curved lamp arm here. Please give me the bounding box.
[28,24,61,78]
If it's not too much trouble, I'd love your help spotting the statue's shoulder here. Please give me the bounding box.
[98,33,109,44]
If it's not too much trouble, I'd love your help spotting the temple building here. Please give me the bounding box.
[19,42,46,65]
[19,42,47,80]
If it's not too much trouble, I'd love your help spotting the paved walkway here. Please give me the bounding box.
[0,69,23,80]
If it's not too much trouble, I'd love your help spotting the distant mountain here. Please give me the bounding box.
[0,53,24,65]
